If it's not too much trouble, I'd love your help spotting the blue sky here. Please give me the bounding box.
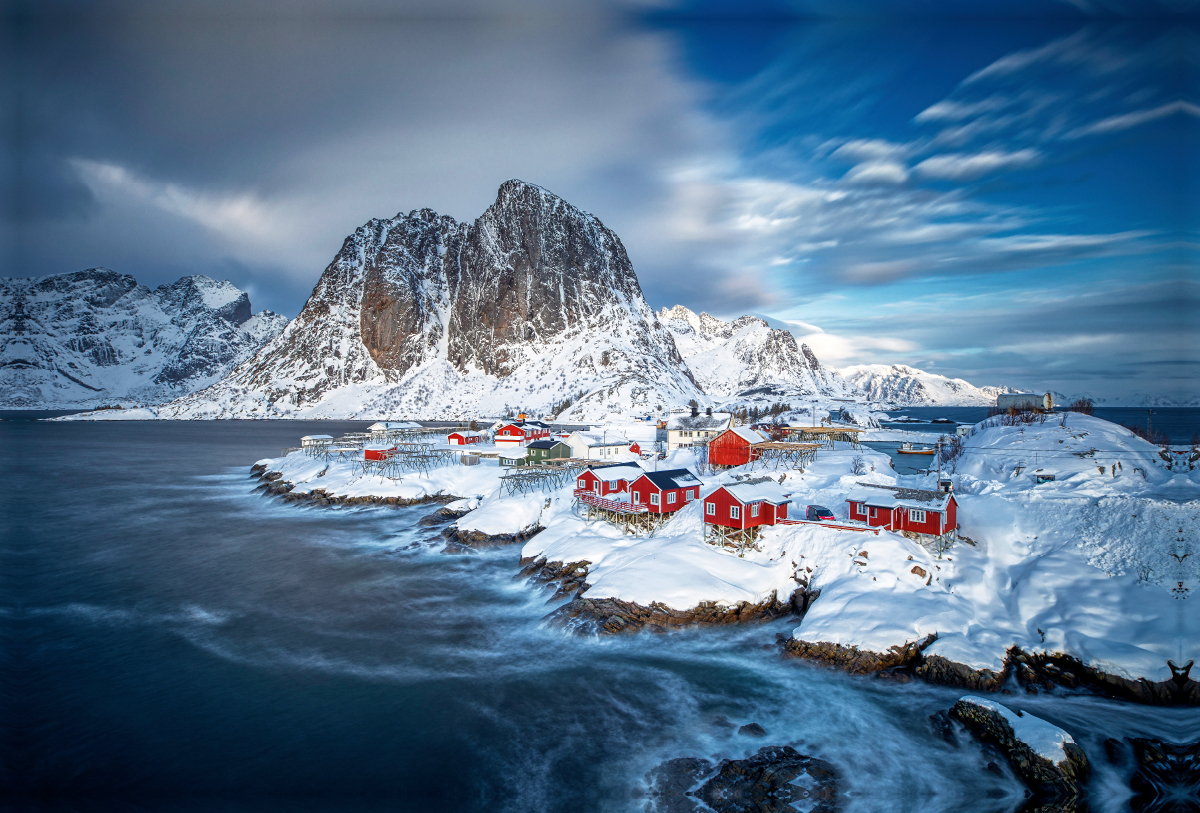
[3,1,1196,399]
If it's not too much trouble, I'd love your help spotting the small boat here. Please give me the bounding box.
[896,442,936,455]
[931,418,955,424]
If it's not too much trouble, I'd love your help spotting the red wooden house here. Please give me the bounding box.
[575,463,645,497]
[845,484,957,541]
[447,431,483,446]
[628,469,703,514]
[703,477,793,547]
[494,420,552,447]
[708,426,768,467]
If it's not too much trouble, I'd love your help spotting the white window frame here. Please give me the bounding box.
[706,502,715,515]
[750,503,760,518]
[730,505,740,520]
[667,492,677,504]
[633,491,642,504]
[578,479,586,489]
[685,489,695,501]
[650,493,660,506]
[910,508,926,523]
[869,507,877,518]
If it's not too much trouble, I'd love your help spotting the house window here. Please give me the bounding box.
[869,507,877,518]
[667,492,677,504]
[650,493,660,506]
[706,502,715,515]
[685,489,695,501]
[730,505,740,519]
[751,503,760,517]
[578,479,585,489]
[910,509,926,523]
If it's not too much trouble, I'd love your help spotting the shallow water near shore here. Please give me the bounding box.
[2,420,1193,812]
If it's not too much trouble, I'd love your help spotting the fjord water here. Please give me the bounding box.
[1,421,1188,812]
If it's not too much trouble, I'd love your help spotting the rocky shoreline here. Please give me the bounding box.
[782,634,1200,706]
[250,462,460,509]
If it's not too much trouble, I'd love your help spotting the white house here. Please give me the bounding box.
[666,409,732,450]
[565,431,641,461]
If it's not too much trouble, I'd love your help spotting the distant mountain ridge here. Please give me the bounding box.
[0,269,287,408]
[839,363,1018,407]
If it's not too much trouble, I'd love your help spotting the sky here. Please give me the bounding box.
[3,0,1197,400]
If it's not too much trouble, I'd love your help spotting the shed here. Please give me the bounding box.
[447,430,484,446]
[708,426,768,468]
[301,434,333,448]
[666,410,731,449]
[363,444,396,461]
[565,431,640,461]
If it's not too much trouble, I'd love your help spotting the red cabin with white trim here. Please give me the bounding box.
[703,479,792,530]
[363,445,396,461]
[575,463,644,497]
[846,485,957,537]
[494,420,552,446]
[447,431,483,446]
[627,469,703,514]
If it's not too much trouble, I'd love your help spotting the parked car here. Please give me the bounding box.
[806,505,835,521]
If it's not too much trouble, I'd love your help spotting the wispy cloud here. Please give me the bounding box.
[913,148,1040,180]
[1064,100,1200,138]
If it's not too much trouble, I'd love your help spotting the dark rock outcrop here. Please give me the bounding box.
[441,524,544,550]
[950,697,1089,811]
[550,590,799,634]
[646,746,840,813]
[781,634,937,675]
[1127,736,1200,813]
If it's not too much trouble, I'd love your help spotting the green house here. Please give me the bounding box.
[525,439,571,465]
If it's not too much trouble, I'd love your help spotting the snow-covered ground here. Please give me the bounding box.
[252,415,1197,685]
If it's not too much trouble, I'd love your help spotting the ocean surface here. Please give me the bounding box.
[884,407,1199,445]
[2,419,1192,812]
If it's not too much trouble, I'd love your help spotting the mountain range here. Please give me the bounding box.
[11,181,1161,418]
[0,270,286,409]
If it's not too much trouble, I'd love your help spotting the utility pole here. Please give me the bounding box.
[936,436,942,485]
[1148,409,1153,441]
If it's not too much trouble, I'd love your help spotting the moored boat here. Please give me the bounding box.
[896,441,936,455]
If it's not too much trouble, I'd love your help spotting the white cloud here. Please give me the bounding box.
[1064,100,1200,138]
[914,96,1007,122]
[843,161,909,184]
[914,148,1040,180]
[830,138,912,162]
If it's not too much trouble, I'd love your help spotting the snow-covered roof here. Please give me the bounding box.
[568,431,632,447]
[636,468,703,490]
[583,462,644,482]
[720,477,791,505]
[846,483,953,511]
[448,430,483,437]
[727,426,767,444]
[499,448,528,459]
[667,412,731,431]
[301,434,333,441]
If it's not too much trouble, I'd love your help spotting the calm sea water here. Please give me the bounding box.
[1,419,1191,812]
[884,407,1200,444]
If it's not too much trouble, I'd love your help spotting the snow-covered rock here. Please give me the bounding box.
[0,269,287,408]
[658,305,855,408]
[159,180,703,421]
[841,363,1016,407]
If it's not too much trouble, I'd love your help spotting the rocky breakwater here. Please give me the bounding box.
[645,745,840,813]
[248,462,457,509]
[949,696,1089,812]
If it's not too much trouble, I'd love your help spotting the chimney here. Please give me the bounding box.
[691,404,699,417]
[706,407,712,416]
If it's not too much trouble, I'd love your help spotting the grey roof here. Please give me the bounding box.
[526,439,568,450]
[637,468,703,490]
[846,482,953,511]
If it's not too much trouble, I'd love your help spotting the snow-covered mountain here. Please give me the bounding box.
[160,181,703,421]
[840,363,1016,407]
[0,269,287,408]
[657,305,855,408]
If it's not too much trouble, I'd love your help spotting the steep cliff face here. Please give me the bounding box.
[841,364,1015,406]
[162,181,701,420]
[658,305,853,406]
[0,269,287,408]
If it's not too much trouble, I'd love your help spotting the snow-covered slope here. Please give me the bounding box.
[657,305,855,408]
[0,269,287,408]
[841,363,1015,407]
[160,181,703,421]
